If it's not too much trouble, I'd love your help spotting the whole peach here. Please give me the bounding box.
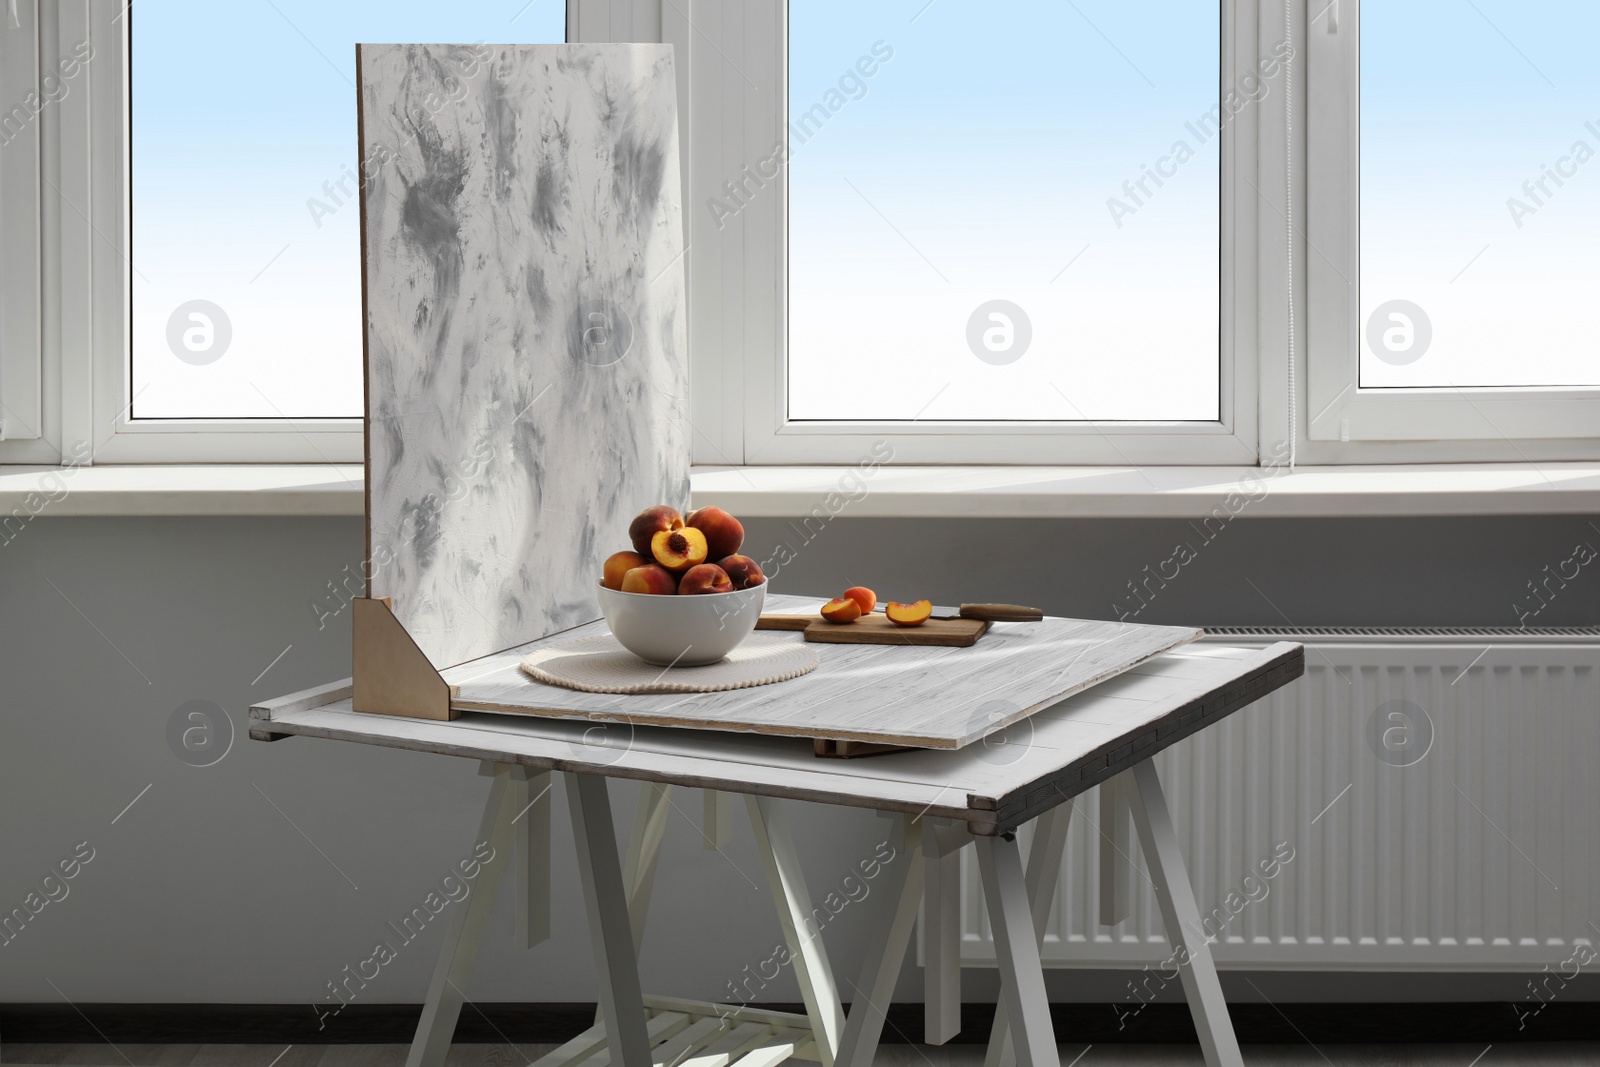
[620,563,679,595]
[678,563,734,595]
[718,554,766,590]
[628,505,683,557]
[686,506,745,560]
[602,550,648,591]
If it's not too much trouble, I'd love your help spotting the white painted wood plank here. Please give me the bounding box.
[648,1016,726,1067]
[256,643,1299,829]
[442,595,1201,750]
[1098,772,1133,928]
[249,678,353,719]
[679,1022,772,1067]
[703,790,734,849]
[575,1011,691,1067]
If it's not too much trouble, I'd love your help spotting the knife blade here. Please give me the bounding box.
[871,603,1044,622]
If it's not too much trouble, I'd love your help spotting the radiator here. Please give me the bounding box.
[955,628,1600,971]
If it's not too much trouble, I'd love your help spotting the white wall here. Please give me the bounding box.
[2,514,1597,1013]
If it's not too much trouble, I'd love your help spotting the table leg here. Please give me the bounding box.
[834,815,925,1067]
[567,772,653,1067]
[623,782,673,953]
[1099,771,1134,928]
[984,801,1072,1067]
[922,818,963,1045]
[404,762,518,1067]
[1127,758,1244,1067]
[746,795,846,1067]
[976,834,1060,1067]
[513,769,553,950]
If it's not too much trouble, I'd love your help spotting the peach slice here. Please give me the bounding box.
[651,526,708,572]
[678,563,734,595]
[885,600,933,626]
[819,597,863,624]
[686,506,745,560]
[842,586,876,614]
[628,505,684,557]
[718,554,766,590]
[620,563,679,595]
[602,550,648,591]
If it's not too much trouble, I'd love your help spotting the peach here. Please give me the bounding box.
[620,563,678,595]
[819,597,863,624]
[885,600,932,626]
[628,505,683,557]
[651,526,708,572]
[718,554,766,590]
[678,563,734,595]
[842,586,876,614]
[602,550,648,591]
[686,506,745,560]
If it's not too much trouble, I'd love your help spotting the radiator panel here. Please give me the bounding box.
[955,640,1600,970]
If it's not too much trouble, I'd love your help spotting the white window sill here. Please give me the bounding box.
[690,463,1600,519]
[1,462,1597,518]
[0,465,364,517]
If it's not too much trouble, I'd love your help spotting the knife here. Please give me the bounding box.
[757,603,1044,630]
[906,603,1044,622]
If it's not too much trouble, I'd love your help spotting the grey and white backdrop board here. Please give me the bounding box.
[358,43,689,671]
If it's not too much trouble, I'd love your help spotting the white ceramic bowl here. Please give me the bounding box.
[597,581,766,666]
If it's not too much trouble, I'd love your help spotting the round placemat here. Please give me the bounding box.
[519,633,818,694]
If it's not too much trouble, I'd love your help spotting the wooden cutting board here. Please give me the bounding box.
[756,613,990,647]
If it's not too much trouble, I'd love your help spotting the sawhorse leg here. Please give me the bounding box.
[835,815,925,1067]
[1127,758,1243,1067]
[983,801,1073,1067]
[568,771,654,1067]
[405,762,522,1067]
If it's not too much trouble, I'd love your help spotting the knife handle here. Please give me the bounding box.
[959,603,1044,622]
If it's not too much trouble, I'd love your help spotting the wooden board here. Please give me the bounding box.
[249,641,1306,835]
[431,595,1204,751]
[358,44,689,672]
[802,614,989,647]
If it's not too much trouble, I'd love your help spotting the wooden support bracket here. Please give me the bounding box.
[353,597,458,721]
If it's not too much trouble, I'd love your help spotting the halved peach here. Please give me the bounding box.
[602,550,648,591]
[885,600,932,626]
[678,563,734,595]
[651,526,708,572]
[628,505,684,557]
[620,563,678,595]
[842,586,876,614]
[819,597,863,624]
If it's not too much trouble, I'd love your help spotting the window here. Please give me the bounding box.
[127,0,567,424]
[672,0,1262,465]
[1306,0,1600,455]
[786,2,1221,424]
[0,0,47,462]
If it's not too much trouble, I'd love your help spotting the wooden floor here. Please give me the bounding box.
[3,1044,1599,1067]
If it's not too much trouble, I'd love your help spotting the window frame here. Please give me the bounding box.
[673,0,1263,466]
[0,0,48,462]
[1300,0,1600,463]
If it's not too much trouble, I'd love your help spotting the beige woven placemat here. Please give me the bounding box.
[519,633,819,694]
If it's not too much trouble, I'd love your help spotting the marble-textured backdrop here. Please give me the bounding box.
[359,44,689,670]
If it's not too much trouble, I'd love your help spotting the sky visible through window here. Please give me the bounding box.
[1361,0,1600,388]
[129,0,566,419]
[785,1,1225,422]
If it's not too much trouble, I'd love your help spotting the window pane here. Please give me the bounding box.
[785,1,1222,422]
[1361,0,1600,389]
[130,1,565,419]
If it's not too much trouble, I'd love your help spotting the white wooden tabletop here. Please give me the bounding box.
[438,595,1204,749]
[251,640,1303,835]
